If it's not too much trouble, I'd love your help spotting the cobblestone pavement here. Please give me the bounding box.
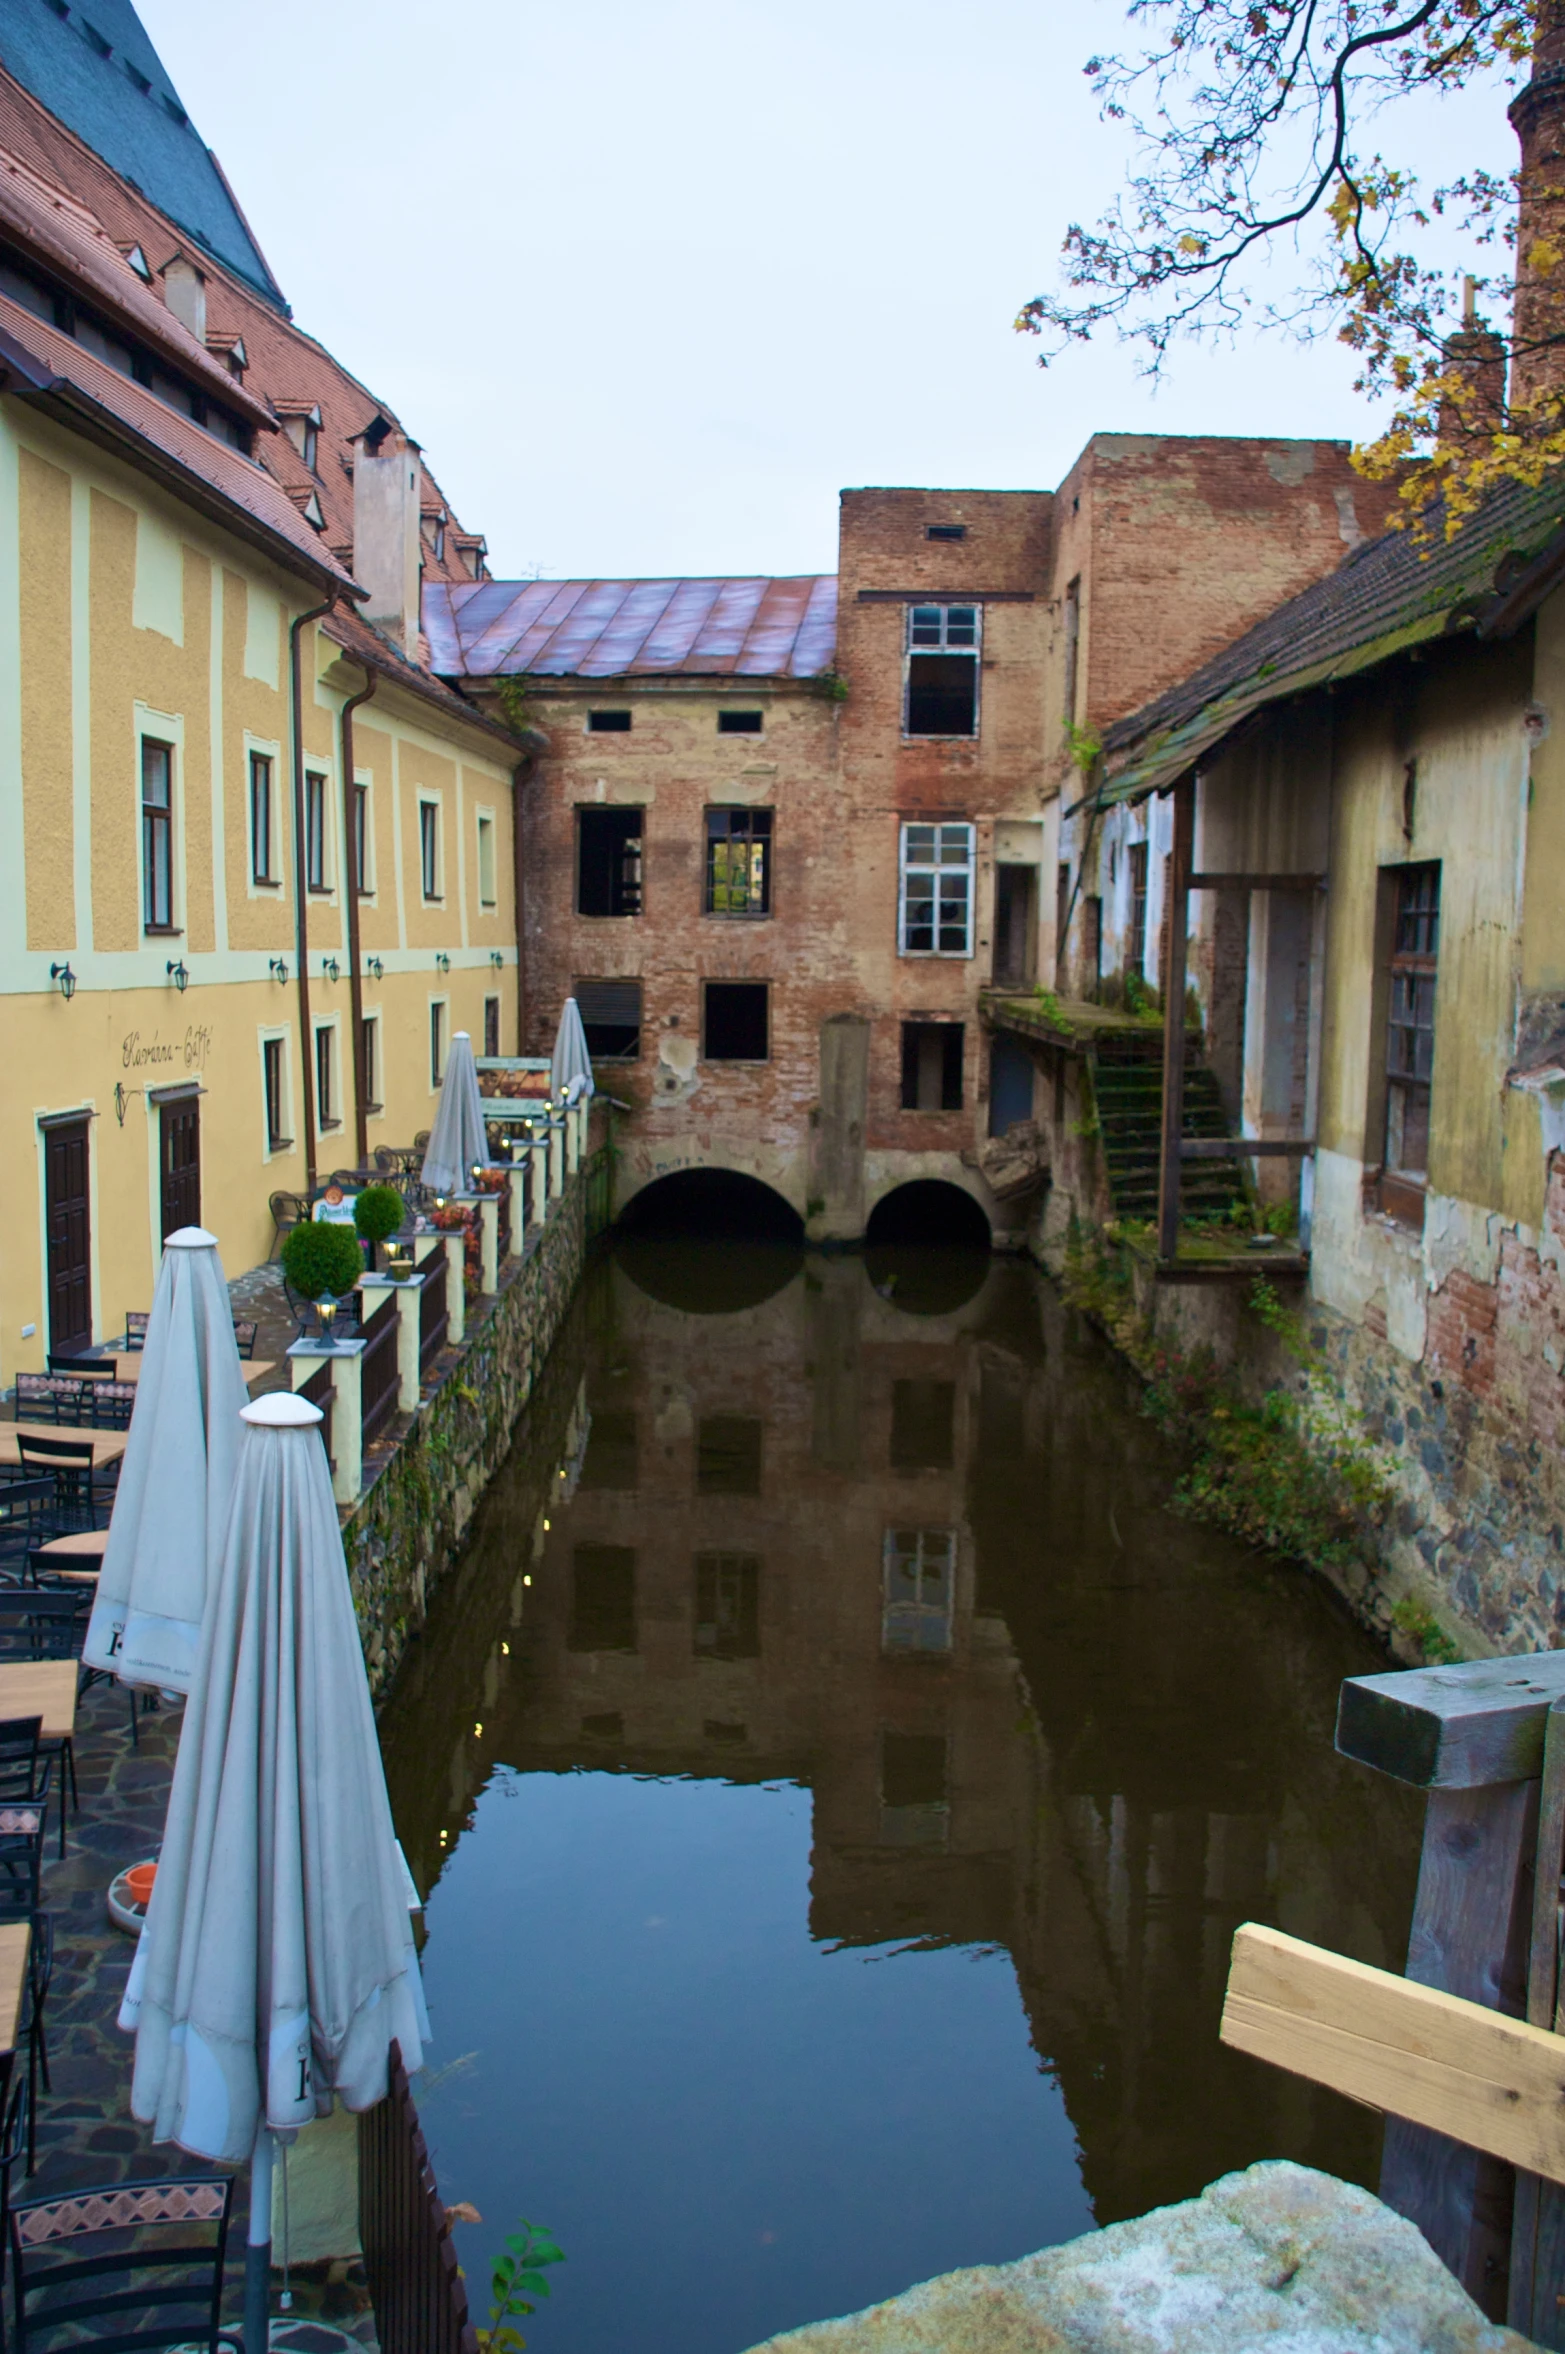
[229,1260,299,1400]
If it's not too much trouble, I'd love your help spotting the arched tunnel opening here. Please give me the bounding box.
[864,1180,992,1317]
[615,1169,805,1312]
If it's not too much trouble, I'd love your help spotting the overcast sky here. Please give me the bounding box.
[138,0,1516,581]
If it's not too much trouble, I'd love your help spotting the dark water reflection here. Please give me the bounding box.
[379,1246,1422,2354]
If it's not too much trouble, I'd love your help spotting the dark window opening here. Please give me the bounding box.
[1055,862,1071,989]
[717,711,763,735]
[881,1732,947,1809]
[577,807,643,917]
[1083,895,1102,999]
[1127,843,1149,977]
[574,978,641,1061]
[568,1544,636,1652]
[926,524,967,541]
[483,995,500,1059]
[906,654,977,737]
[705,1721,749,1745]
[263,1038,289,1150]
[890,1379,955,1471]
[305,772,328,892]
[993,865,1035,985]
[581,1409,638,1490]
[705,808,772,917]
[360,1018,379,1115]
[315,1028,336,1131]
[900,1022,963,1112]
[587,709,632,734]
[704,981,768,1062]
[694,1553,760,1658]
[353,783,369,893]
[582,1711,624,1740]
[1062,576,1082,731]
[697,1415,763,1495]
[249,752,274,884]
[430,1001,446,1088]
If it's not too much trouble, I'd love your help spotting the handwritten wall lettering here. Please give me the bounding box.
[121,1025,215,1073]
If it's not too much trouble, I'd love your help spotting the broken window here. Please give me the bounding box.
[717,711,763,735]
[705,808,772,917]
[573,978,641,1061]
[568,1544,636,1652]
[1055,862,1071,989]
[899,823,974,957]
[1379,862,1440,1223]
[993,864,1035,985]
[694,1552,761,1658]
[926,523,966,542]
[880,1729,950,1846]
[576,807,643,917]
[890,1379,955,1471]
[581,1408,638,1490]
[703,981,768,1061]
[587,709,632,733]
[905,603,980,737]
[900,1022,963,1111]
[1127,843,1148,978]
[697,1415,763,1495]
[882,1528,955,1655]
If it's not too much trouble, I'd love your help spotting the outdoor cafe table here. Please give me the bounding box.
[103,1355,277,1388]
[34,1530,107,1585]
[0,1425,127,1471]
[0,1923,29,2058]
[0,1660,77,1746]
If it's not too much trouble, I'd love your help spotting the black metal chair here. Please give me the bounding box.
[121,1312,150,1353]
[0,1605,85,1856]
[230,1319,258,1361]
[83,1385,134,1434]
[268,1191,309,1261]
[0,1491,58,1577]
[8,2174,239,2351]
[43,1357,107,1382]
[11,1440,99,1535]
[18,1912,50,2179]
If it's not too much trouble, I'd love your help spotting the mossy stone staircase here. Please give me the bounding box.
[1091,1034,1249,1223]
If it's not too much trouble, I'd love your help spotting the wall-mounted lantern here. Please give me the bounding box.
[322,956,340,983]
[166,959,189,994]
[490,951,504,969]
[435,951,451,974]
[113,1082,130,1126]
[366,955,384,981]
[269,957,289,984]
[49,961,76,1002]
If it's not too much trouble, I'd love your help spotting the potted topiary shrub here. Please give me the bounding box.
[280,1220,366,1336]
[354,1183,406,1270]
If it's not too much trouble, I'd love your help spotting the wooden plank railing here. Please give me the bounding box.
[360,1287,401,1449]
[298,1356,334,1475]
[358,2037,479,2354]
[419,1254,449,1375]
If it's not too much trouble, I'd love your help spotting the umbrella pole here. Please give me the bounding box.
[244,2125,274,2352]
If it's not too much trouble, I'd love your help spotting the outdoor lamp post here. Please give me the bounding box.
[49,961,76,1001]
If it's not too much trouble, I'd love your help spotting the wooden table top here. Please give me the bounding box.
[105,1355,276,1387]
[0,1424,126,1467]
[36,1531,107,1559]
[0,1660,78,1743]
[0,1924,30,2057]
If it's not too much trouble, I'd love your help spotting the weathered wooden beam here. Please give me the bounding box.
[1510,1698,1565,2344]
[1189,872,1326,892]
[1179,1137,1316,1158]
[1336,1655,1565,1790]
[1221,1922,1565,2183]
[1155,779,1194,1263]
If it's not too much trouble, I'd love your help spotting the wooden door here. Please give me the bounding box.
[160,1096,201,1240]
[44,1120,92,1355]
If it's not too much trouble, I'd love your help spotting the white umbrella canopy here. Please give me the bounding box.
[421,1028,493,1193]
[552,995,595,1104]
[82,1225,248,1694]
[120,1390,427,2166]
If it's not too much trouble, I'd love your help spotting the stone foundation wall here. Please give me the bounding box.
[345,1172,589,1698]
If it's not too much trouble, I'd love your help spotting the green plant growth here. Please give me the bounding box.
[1063,721,1101,777]
[475,2218,566,2353]
[280,1219,364,1302]
[812,668,850,704]
[1030,986,1064,1023]
[354,1184,405,1248]
[1391,1596,1463,1666]
[494,676,535,737]
[1121,969,1158,1019]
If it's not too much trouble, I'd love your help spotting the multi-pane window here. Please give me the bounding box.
[898,822,974,956]
[249,752,275,884]
[705,808,772,917]
[305,772,328,892]
[1127,842,1148,978]
[419,801,440,900]
[141,739,174,930]
[430,1000,447,1089]
[882,1527,955,1654]
[477,812,497,907]
[314,1027,337,1130]
[263,1037,289,1150]
[360,1014,380,1113]
[905,603,979,737]
[694,1553,761,1659]
[353,783,371,894]
[1384,863,1440,1189]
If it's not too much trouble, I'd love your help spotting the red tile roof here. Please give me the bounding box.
[424,575,839,679]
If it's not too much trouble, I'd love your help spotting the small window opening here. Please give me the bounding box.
[360,1015,380,1114]
[581,1409,638,1490]
[577,807,643,917]
[900,1022,964,1111]
[694,1553,760,1659]
[483,994,500,1059]
[697,1416,763,1496]
[429,1001,447,1089]
[717,711,764,735]
[574,978,642,1061]
[926,524,966,542]
[305,772,328,892]
[704,981,768,1062]
[890,1380,956,1471]
[249,751,275,884]
[587,709,632,734]
[315,1027,338,1131]
[263,1038,290,1151]
[419,801,440,900]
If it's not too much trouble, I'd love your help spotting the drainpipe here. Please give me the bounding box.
[339,664,378,1167]
[290,595,335,1191]
[511,754,531,1050]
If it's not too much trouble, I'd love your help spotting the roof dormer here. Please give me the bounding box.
[159,252,206,343]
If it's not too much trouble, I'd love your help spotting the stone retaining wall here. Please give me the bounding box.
[345,1171,588,1698]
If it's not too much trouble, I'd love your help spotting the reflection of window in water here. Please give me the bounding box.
[580,1409,638,1490]
[882,1528,954,1654]
[879,1731,949,1848]
[890,1378,955,1471]
[704,1720,748,1747]
[568,1545,636,1652]
[581,1711,623,1740]
[697,1415,763,1495]
[694,1552,761,1659]
[977,1361,1026,1460]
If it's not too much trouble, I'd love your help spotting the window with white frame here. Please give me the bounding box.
[360,1013,381,1114]
[304,771,329,892]
[430,999,447,1089]
[898,822,974,956]
[314,1025,339,1131]
[249,751,277,885]
[141,738,175,931]
[262,1034,292,1153]
[352,782,373,896]
[477,811,497,908]
[881,1527,955,1654]
[905,603,980,737]
[419,800,441,900]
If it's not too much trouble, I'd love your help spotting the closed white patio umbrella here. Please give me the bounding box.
[120,1390,427,2343]
[421,1027,493,1193]
[82,1225,247,1694]
[551,995,595,1104]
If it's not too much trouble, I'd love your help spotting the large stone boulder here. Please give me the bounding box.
[740,2162,1532,2354]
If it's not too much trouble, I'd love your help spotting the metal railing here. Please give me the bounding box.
[297,1357,335,1475]
[358,2037,479,2354]
[360,1288,400,1449]
[419,1254,449,1375]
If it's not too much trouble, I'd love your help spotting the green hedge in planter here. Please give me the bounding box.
[354,1185,405,1247]
[281,1219,365,1303]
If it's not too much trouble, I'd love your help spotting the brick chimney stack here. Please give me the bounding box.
[1439,277,1509,443]
[1509,0,1565,408]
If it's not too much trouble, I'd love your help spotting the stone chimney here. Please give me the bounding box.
[1438,277,1509,443]
[160,254,206,343]
[1509,0,1565,410]
[350,416,422,656]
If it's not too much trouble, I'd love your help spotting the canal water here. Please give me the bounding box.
[378,1240,1423,2354]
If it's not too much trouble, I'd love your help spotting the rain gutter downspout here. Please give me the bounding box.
[511,754,532,1051]
[290,595,335,1192]
[339,664,378,1168]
